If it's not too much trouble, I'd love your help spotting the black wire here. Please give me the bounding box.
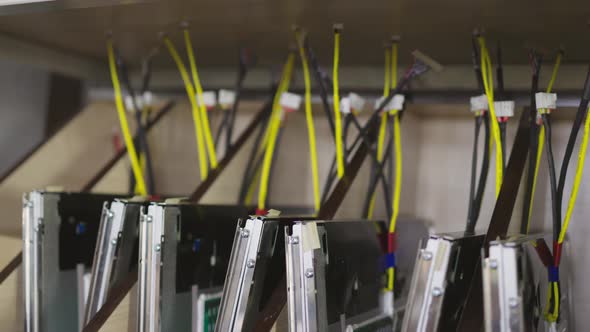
[237,101,273,203]
[499,121,507,173]
[520,51,542,234]
[361,134,394,219]
[214,111,230,149]
[114,51,156,195]
[226,48,251,150]
[465,115,482,233]
[304,39,336,139]
[472,112,490,223]
[542,114,560,241]
[556,68,590,223]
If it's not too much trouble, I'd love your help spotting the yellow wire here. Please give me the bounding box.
[559,104,590,243]
[257,54,295,210]
[547,53,562,93]
[183,29,218,169]
[296,33,321,215]
[367,48,391,219]
[544,282,560,322]
[163,38,208,180]
[107,40,147,195]
[527,126,545,233]
[389,113,402,233]
[333,31,345,179]
[526,53,562,233]
[478,37,503,197]
[389,42,398,114]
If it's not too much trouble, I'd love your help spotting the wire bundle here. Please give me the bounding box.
[106,39,148,196]
[163,29,217,181]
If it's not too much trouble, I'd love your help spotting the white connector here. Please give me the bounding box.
[348,93,366,113]
[535,92,557,114]
[280,92,302,113]
[470,94,489,113]
[374,94,405,113]
[340,97,351,114]
[196,91,217,110]
[494,101,515,118]
[218,89,236,109]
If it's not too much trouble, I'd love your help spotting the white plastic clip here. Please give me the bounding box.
[389,94,405,111]
[348,93,366,113]
[124,95,144,112]
[142,91,153,108]
[470,94,489,113]
[374,94,404,113]
[196,91,217,110]
[535,92,557,114]
[280,92,302,113]
[340,97,351,114]
[494,101,515,118]
[218,89,236,109]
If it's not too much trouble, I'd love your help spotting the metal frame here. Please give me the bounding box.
[285,221,327,332]
[23,191,121,332]
[216,216,283,332]
[138,203,164,332]
[23,191,42,332]
[402,232,484,332]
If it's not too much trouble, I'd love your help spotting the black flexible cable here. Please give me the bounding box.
[556,67,590,223]
[542,114,560,241]
[304,39,336,139]
[361,134,394,219]
[465,115,482,233]
[520,51,542,234]
[349,115,393,216]
[226,49,251,150]
[499,121,507,172]
[472,112,490,223]
[214,111,230,148]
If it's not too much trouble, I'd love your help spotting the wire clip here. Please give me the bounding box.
[494,100,515,119]
[196,91,217,110]
[218,89,236,109]
[280,91,302,113]
[348,92,366,113]
[124,91,153,112]
[340,96,352,114]
[535,92,557,114]
[470,94,489,113]
[374,94,405,113]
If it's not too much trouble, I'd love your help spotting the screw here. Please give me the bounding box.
[146,215,153,222]
[508,298,519,308]
[246,259,256,268]
[432,287,443,297]
[240,229,250,238]
[305,269,314,278]
[422,251,433,261]
[107,211,114,218]
[111,239,117,245]
[155,244,161,252]
[290,236,299,245]
[489,260,498,269]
